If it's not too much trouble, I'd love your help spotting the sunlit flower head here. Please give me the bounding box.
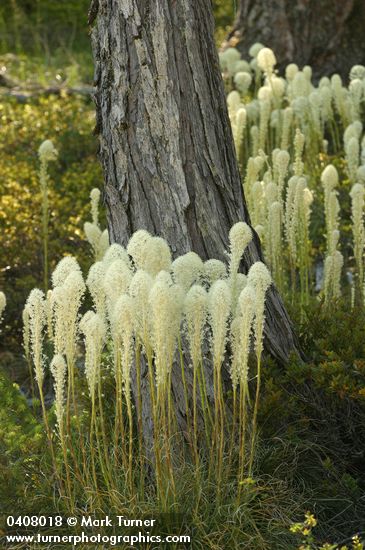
[38,139,58,162]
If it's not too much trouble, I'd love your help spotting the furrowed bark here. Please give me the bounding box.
[90,0,302,440]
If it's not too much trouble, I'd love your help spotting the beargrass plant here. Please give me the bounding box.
[38,139,57,292]
[22,220,277,514]
[350,183,365,301]
[321,164,343,304]
[20,45,365,511]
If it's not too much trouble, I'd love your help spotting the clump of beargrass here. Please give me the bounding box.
[222,44,365,313]
[23,219,275,510]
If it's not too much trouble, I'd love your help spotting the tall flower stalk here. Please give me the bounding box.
[350,183,365,300]
[25,289,61,489]
[235,285,256,498]
[208,280,231,499]
[246,263,272,477]
[38,140,57,292]
[184,285,208,468]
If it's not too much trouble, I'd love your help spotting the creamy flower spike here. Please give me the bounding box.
[149,274,182,390]
[184,284,208,366]
[203,259,227,284]
[51,269,86,361]
[350,183,365,284]
[112,294,135,394]
[84,223,109,260]
[257,47,276,76]
[229,222,253,306]
[103,243,130,267]
[346,136,360,182]
[172,251,204,290]
[127,229,152,269]
[235,285,256,385]
[129,269,153,347]
[229,222,253,271]
[52,256,82,288]
[84,188,109,260]
[247,262,272,294]
[80,312,106,398]
[143,237,172,276]
[326,192,340,255]
[247,262,271,359]
[219,47,241,74]
[234,72,252,94]
[103,259,133,318]
[38,139,58,162]
[86,261,107,317]
[208,280,231,368]
[25,289,47,385]
[227,91,242,111]
[321,165,339,192]
[249,42,265,58]
[84,221,101,247]
[90,188,101,226]
[324,250,344,304]
[281,107,293,150]
[0,291,5,321]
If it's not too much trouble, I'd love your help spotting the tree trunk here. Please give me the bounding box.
[225,0,365,80]
[90,0,301,440]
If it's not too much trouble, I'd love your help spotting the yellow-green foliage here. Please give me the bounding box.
[0,94,103,345]
[213,0,236,44]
